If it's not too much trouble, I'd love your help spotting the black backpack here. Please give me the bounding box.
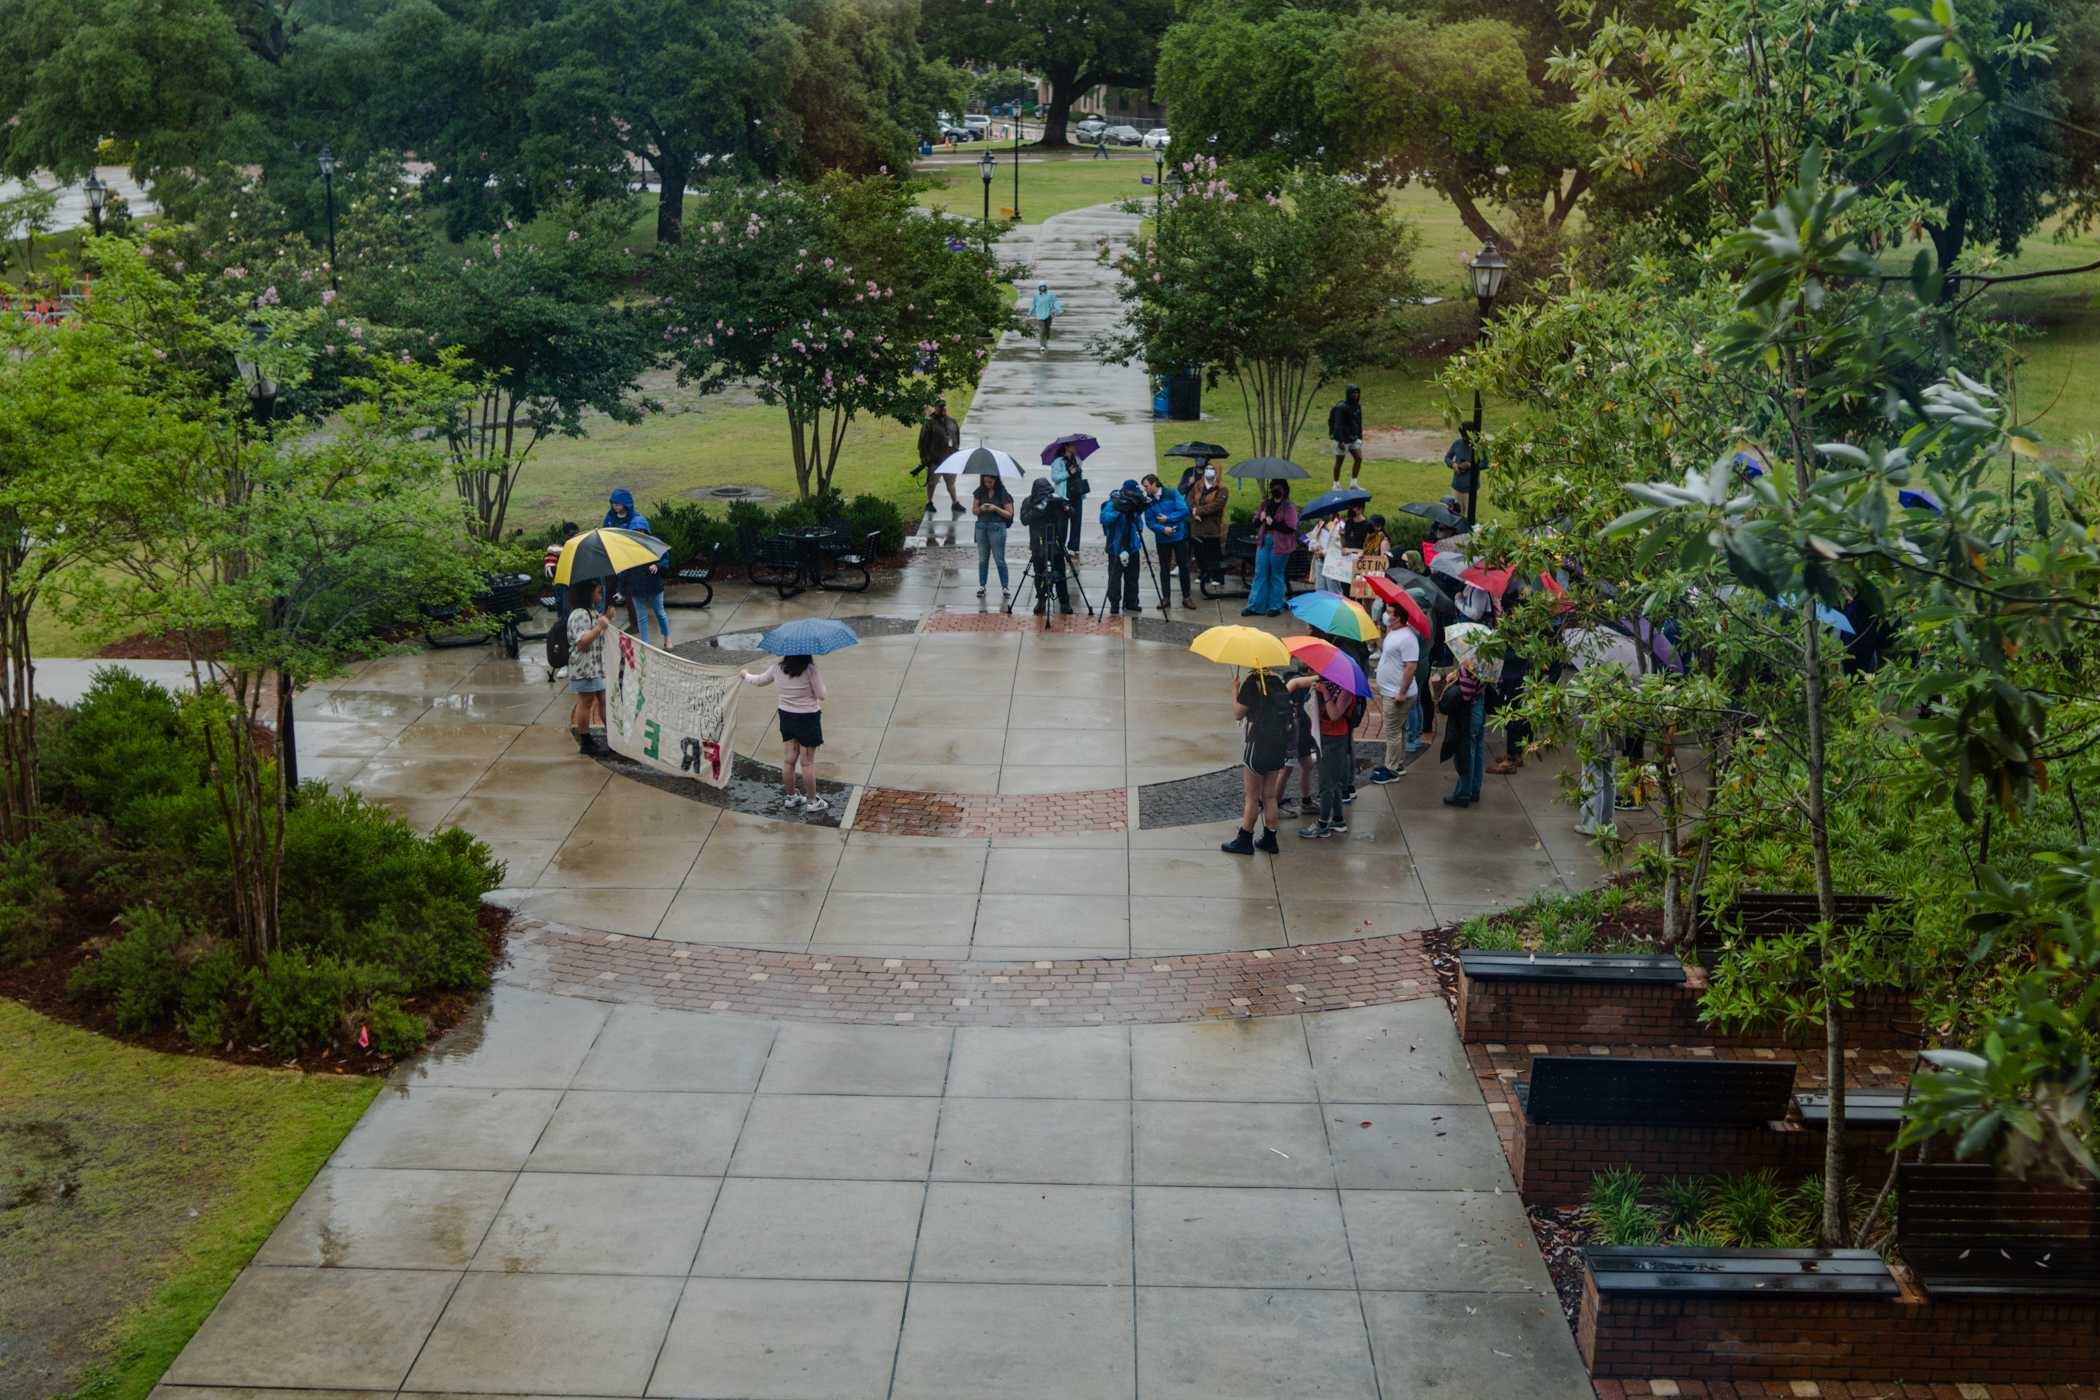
[545,607,572,671]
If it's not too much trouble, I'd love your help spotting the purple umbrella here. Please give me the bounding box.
[1041,433,1101,466]
[1623,617,1685,674]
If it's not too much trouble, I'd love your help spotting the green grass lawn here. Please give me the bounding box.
[912,150,1170,225]
[0,999,377,1400]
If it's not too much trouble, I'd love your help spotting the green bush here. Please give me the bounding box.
[1384,511,1432,559]
[1584,1167,1660,1245]
[245,949,403,1056]
[52,670,196,838]
[648,500,736,565]
[1698,1169,1810,1248]
[66,907,190,1034]
[844,493,907,555]
[0,837,64,963]
[1658,1175,1711,1234]
[177,941,245,1048]
[361,993,429,1057]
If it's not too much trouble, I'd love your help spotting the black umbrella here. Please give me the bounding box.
[1387,567,1460,621]
[1165,441,1230,460]
[1227,457,1309,482]
[1399,501,1468,531]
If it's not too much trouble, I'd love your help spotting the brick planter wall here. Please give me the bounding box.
[1514,1116,1900,1206]
[1456,966,1920,1051]
[1579,1269,2100,1384]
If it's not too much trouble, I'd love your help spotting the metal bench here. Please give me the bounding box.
[664,541,718,610]
[1897,1161,2099,1297]
[1518,1055,1796,1127]
[1585,1245,1898,1297]
[1793,1089,1907,1130]
[1458,951,1686,986]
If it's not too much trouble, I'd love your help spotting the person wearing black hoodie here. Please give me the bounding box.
[1018,479,1072,615]
[1099,478,1146,615]
[1327,384,1364,488]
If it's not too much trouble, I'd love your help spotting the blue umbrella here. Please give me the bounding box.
[1775,593,1856,636]
[1297,486,1372,523]
[758,619,859,656]
[1897,488,1945,515]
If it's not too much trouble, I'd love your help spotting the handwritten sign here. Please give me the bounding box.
[606,633,743,788]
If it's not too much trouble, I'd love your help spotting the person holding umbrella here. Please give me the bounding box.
[1186,461,1229,590]
[741,618,856,815]
[564,578,616,756]
[1046,434,1095,555]
[604,488,668,646]
[918,397,963,517]
[1243,479,1299,617]
[1279,638,1367,838]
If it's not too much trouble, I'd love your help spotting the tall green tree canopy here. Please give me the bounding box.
[923,0,1174,147]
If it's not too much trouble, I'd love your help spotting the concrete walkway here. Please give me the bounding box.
[157,983,1591,1399]
[920,203,1156,537]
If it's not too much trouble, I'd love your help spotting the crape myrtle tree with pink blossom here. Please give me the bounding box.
[651,172,1011,500]
[1094,163,1420,459]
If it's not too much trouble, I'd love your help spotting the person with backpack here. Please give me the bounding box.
[543,521,580,675]
[1221,668,1295,856]
[1327,384,1364,489]
[565,578,616,756]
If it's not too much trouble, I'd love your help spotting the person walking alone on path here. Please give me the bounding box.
[1030,281,1063,349]
[1186,463,1229,591]
[741,654,829,815]
[1328,384,1365,489]
[918,397,963,517]
[1367,610,1419,784]
[1100,478,1145,615]
[1140,473,1195,609]
[565,578,614,756]
[1243,480,1298,617]
[972,472,1014,600]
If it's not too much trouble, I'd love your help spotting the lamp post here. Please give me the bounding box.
[1154,150,1164,220]
[978,150,997,254]
[1460,238,1509,525]
[317,146,339,292]
[82,173,107,236]
[1011,122,1022,222]
[234,322,300,796]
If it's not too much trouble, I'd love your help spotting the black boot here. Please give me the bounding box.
[1220,828,1255,855]
[1254,827,1280,854]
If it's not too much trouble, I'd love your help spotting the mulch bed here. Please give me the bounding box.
[1530,1203,1595,1325]
[0,904,508,1077]
[1422,921,1462,1010]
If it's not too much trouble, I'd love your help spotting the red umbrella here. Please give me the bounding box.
[1281,636,1370,697]
[1540,570,1574,614]
[1366,576,1433,641]
[1459,564,1516,601]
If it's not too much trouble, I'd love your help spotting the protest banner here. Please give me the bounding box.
[605,632,742,787]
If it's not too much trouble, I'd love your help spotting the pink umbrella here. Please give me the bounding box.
[1459,564,1515,601]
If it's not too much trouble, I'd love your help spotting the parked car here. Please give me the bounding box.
[937,123,981,142]
[1073,117,1108,142]
[1142,128,1171,150]
[1105,124,1144,146]
[964,114,991,132]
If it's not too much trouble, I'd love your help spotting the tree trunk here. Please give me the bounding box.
[1928,203,1967,306]
[656,161,689,244]
[1803,587,1850,1245]
[1657,731,1683,946]
[1040,68,1085,148]
[0,571,37,845]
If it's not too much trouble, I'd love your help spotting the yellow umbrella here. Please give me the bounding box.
[1189,624,1293,671]
[553,527,672,585]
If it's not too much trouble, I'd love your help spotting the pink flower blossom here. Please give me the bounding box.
[567,230,580,242]
[321,288,337,305]
[257,285,281,306]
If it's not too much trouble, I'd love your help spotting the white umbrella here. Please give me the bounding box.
[1444,621,1491,664]
[1564,625,1643,673]
[935,446,1025,481]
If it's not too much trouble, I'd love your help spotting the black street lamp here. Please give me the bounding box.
[1459,238,1509,525]
[82,173,106,236]
[317,146,339,292]
[1011,123,1022,222]
[1154,150,1165,219]
[978,150,997,253]
[233,321,300,796]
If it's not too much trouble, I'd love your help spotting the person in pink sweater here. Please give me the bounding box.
[741,654,828,814]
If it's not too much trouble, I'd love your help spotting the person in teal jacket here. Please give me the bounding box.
[1141,473,1195,609]
[1029,282,1063,349]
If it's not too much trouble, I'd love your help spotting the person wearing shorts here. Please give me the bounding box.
[1222,669,1294,855]
[1327,383,1364,488]
[742,653,830,814]
[565,578,614,756]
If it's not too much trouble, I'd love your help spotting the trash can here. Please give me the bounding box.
[1152,378,1171,418]
[1167,367,1202,421]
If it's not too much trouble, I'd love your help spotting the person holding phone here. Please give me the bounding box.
[972,471,1015,599]
[565,578,615,756]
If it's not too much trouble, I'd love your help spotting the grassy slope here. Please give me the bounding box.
[0,1000,377,1400]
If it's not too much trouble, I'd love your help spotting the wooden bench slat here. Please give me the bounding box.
[1898,1162,2099,1297]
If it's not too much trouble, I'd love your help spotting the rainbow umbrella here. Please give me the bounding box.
[1286,590,1380,642]
[1282,637,1370,697]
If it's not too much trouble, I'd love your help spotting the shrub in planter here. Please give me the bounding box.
[0,837,65,963]
[648,500,735,566]
[844,493,907,555]
[245,949,403,1056]
[51,669,197,840]
[361,992,430,1057]
[177,941,246,1048]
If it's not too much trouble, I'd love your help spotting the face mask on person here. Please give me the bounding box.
[1203,469,1216,485]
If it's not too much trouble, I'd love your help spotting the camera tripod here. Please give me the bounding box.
[1003,538,1095,628]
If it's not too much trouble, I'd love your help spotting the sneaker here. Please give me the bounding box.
[1059,605,1074,615]
[1327,818,1348,833]
[1276,799,1299,818]
[1349,478,1361,490]
[782,793,806,810]
[1253,828,1280,854]
[1442,793,1473,808]
[1298,822,1332,839]
[1220,828,1255,855]
[1368,766,1400,784]
[803,797,830,815]
[1032,602,1046,616]
[976,587,986,598]
[1108,606,1121,616]
[951,503,966,516]
[1342,788,1357,804]
[1240,607,1259,617]
[1574,821,1612,837]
